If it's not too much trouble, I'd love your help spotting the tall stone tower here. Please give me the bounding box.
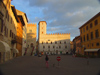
[26,23,37,56]
[38,21,71,55]
[38,21,47,40]
[38,21,47,52]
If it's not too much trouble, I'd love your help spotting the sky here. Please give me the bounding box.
[11,0,100,41]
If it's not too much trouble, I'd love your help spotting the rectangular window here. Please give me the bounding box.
[87,34,89,41]
[86,26,88,30]
[0,19,3,32]
[14,34,15,39]
[12,32,13,38]
[11,17,12,24]
[43,46,45,49]
[95,29,99,38]
[83,28,85,32]
[95,20,98,25]
[92,43,94,47]
[6,28,8,37]
[60,41,61,44]
[90,23,93,28]
[53,46,55,48]
[46,42,48,44]
[59,46,61,49]
[42,42,43,44]
[55,41,57,44]
[64,41,66,44]
[10,30,12,37]
[65,46,67,48]
[91,32,93,39]
[4,27,6,36]
[7,15,9,21]
[6,11,8,18]
[13,34,15,39]
[84,35,85,41]
[48,46,50,48]
[96,43,99,46]
[13,33,15,39]
[0,19,1,32]
[51,42,52,44]
[81,37,82,42]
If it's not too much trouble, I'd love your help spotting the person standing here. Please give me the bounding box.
[45,55,49,68]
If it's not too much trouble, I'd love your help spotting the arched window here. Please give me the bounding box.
[55,41,57,44]
[59,46,61,49]
[42,32,43,34]
[43,46,45,48]
[65,46,67,48]
[64,41,66,44]
[46,42,48,44]
[51,42,52,44]
[48,46,50,48]
[53,46,55,48]
[95,20,98,25]
[42,42,43,44]
[60,41,61,44]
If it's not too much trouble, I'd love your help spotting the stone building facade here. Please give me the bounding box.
[0,0,18,63]
[70,41,73,54]
[26,23,37,56]
[0,0,28,63]
[38,21,70,55]
[75,36,81,54]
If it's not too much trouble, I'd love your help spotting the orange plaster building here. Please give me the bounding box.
[75,36,81,54]
[79,12,100,56]
[16,15,25,56]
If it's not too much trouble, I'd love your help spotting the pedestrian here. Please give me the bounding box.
[24,51,26,56]
[45,55,49,68]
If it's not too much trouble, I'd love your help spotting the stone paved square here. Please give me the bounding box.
[0,55,100,75]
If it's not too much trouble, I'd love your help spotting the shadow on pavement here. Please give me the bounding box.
[98,72,100,75]
[0,69,4,75]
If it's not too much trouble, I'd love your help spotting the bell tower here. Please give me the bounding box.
[38,21,47,52]
[38,21,47,38]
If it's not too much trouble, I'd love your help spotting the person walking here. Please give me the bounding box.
[45,55,49,68]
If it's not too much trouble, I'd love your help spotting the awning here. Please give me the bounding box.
[12,48,19,53]
[84,49,100,52]
[0,41,10,52]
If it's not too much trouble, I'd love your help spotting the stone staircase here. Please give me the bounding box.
[25,48,33,56]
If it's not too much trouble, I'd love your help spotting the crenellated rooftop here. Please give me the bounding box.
[27,23,37,26]
[46,33,70,35]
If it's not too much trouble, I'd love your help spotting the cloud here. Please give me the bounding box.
[13,0,100,40]
[98,0,100,3]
